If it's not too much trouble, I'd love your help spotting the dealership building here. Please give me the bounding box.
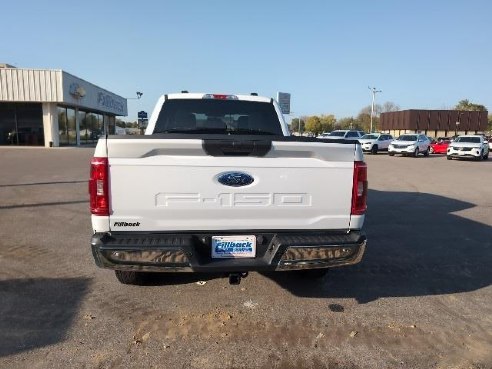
[0,64,127,147]
[380,109,488,138]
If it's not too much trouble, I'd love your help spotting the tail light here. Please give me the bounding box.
[351,161,368,215]
[89,157,109,215]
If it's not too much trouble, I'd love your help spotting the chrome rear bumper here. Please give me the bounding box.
[91,231,367,273]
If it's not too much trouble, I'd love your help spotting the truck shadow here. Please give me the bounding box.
[0,278,90,357]
[140,273,224,286]
[266,189,492,303]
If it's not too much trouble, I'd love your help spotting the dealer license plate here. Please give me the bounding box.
[211,235,256,258]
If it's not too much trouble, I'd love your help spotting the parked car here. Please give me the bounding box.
[488,137,492,151]
[317,130,363,140]
[429,137,451,154]
[90,129,103,140]
[359,133,394,154]
[447,135,489,161]
[388,134,430,157]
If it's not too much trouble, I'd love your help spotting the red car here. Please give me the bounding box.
[429,138,451,154]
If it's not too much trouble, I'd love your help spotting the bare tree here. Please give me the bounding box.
[382,101,400,112]
[359,104,382,116]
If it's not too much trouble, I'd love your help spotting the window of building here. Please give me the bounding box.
[84,113,104,143]
[0,104,17,145]
[58,106,77,146]
[58,107,68,145]
[108,115,116,134]
[67,108,76,145]
[0,103,43,146]
[79,110,89,145]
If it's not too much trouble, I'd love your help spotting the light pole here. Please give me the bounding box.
[123,92,144,134]
[368,86,382,133]
[126,91,143,100]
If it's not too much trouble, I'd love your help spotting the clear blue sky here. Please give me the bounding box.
[4,0,492,121]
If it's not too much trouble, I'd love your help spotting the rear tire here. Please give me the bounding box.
[388,152,395,156]
[414,148,419,157]
[447,155,452,160]
[115,270,146,285]
[424,147,430,157]
[371,145,378,155]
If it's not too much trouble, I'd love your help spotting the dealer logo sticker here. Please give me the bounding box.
[113,222,140,227]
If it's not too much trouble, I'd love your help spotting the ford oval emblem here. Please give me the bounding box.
[217,172,254,187]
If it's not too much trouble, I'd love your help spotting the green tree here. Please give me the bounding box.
[356,112,375,132]
[337,117,358,130]
[319,114,336,133]
[289,118,305,133]
[358,101,399,132]
[305,116,323,135]
[116,119,126,128]
[454,99,487,111]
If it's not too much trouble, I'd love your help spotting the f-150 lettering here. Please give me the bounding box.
[156,193,312,207]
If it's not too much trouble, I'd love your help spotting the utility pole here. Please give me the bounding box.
[368,86,382,133]
[124,92,144,134]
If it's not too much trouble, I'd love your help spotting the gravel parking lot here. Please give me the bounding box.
[1,147,491,369]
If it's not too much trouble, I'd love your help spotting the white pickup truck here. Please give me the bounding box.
[89,93,367,285]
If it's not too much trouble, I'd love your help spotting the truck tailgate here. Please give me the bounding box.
[106,138,356,232]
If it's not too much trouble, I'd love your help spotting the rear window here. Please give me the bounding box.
[346,131,359,138]
[455,137,481,143]
[398,135,418,141]
[328,131,346,137]
[153,99,283,135]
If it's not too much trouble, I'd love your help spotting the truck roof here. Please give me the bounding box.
[164,93,272,103]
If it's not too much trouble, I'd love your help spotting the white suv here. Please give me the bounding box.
[447,135,489,161]
[359,133,394,154]
[388,134,430,157]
